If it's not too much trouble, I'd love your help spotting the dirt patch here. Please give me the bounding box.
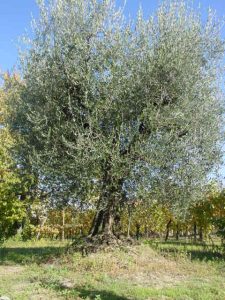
[0,266,24,277]
[29,294,63,300]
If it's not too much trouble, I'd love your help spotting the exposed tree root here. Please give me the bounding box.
[68,233,136,255]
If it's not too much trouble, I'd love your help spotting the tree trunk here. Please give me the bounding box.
[165,219,172,241]
[90,206,115,236]
[127,205,132,238]
[102,204,115,235]
[62,209,65,241]
[90,165,125,238]
[184,226,188,240]
[89,209,104,236]
[89,184,118,237]
[176,224,179,241]
[193,222,197,242]
[89,156,118,237]
[199,226,203,242]
[144,225,149,239]
[136,223,141,240]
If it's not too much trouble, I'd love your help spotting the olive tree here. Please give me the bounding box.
[9,0,224,238]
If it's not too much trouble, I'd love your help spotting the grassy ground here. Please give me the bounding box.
[0,239,224,300]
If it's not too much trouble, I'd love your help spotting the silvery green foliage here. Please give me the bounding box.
[13,0,224,213]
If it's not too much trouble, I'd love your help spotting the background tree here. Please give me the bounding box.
[209,186,225,244]
[0,75,40,240]
[8,0,225,242]
[0,79,26,239]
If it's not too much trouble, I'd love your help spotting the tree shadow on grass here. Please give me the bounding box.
[0,246,64,265]
[146,239,225,262]
[156,247,224,261]
[187,249,224,261]
[77,288,129,300]
[41,278,129,300]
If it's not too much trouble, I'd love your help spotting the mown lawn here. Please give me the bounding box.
[0,239,224,300]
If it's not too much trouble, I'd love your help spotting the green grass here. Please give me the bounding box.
[0,239,224,300]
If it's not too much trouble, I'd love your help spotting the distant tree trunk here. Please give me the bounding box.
[184,226,188,240]
[145,225,149,238]
[165,219,172,241]
[127,205,132,238]
[193,222,197,242]
[199,226,203,242]
[176,224,179,241]
[136,223,141,240]
[62,209,65,241]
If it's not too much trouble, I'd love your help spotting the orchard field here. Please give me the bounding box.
[0,0,225,299]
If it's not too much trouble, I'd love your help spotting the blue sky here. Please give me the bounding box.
[0,0,224,181]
